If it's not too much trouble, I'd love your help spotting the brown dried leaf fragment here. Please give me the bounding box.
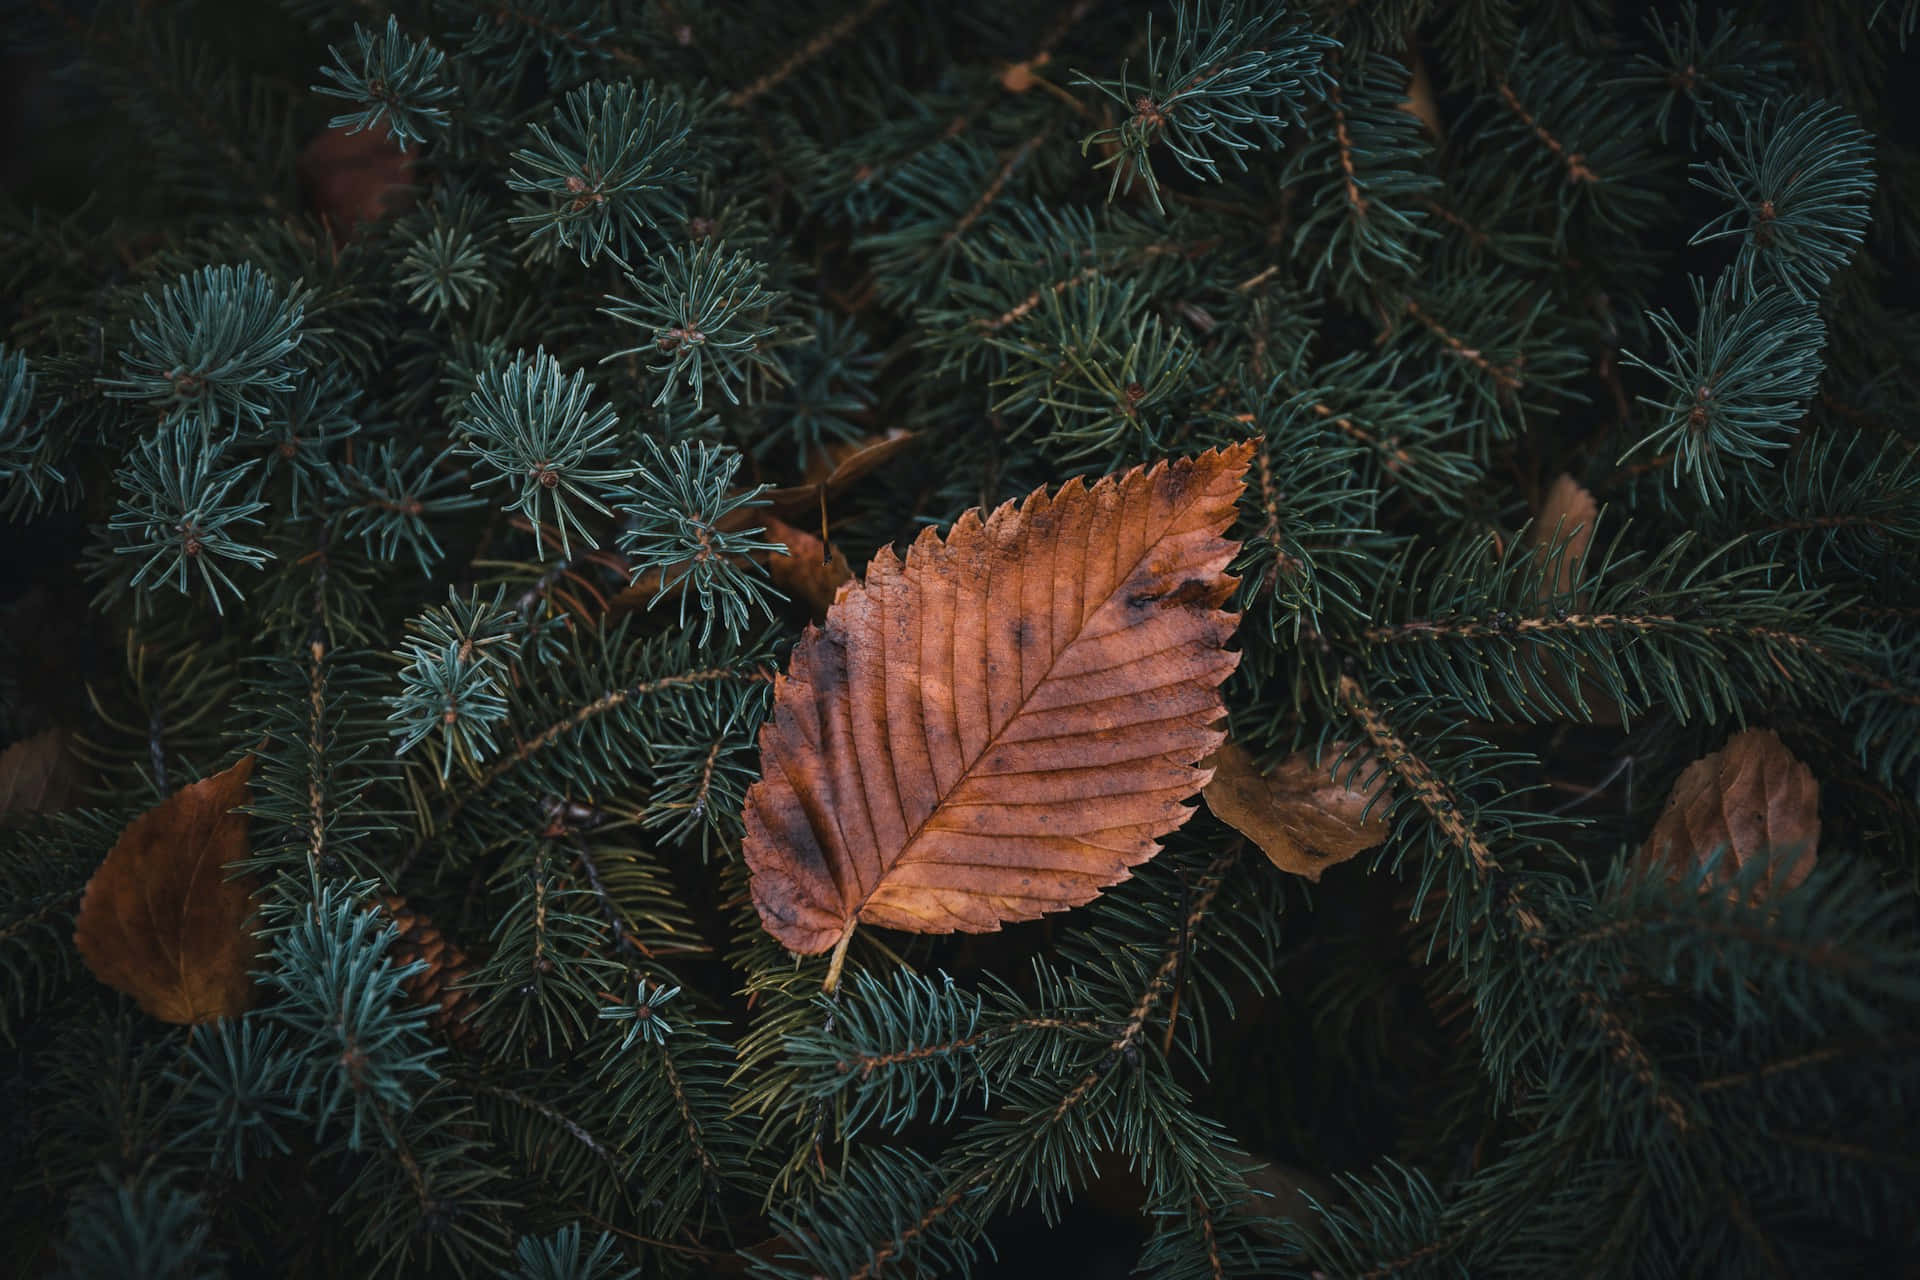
[744,444,1253,957]
[762,515,854,617]
[1638,729,1819,902]
[1532,473,1600,602]
[73,755,262,1024]
[298,124,417,247]
[1203,740,1388,881]
[763,430,918,513]
[0,728,79,823]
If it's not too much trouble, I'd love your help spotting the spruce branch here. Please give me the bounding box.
[332,441,482,574]
[1692,96,1876,302]
[613,437,782,645]
[396,189,504,319]
[106,417,272,614]
[504,1222,640,1280]
[242,365,361,518]
[456,347,636,558]
[260,882,442,1151]
[103,263,309,434]
[313,15,457,151]
[601,241,784,410]
[0,344,68,519]
[1624,4,1793,145]
[387,588,528,775]
[1074,0,1332,212]
[55,1169,222,1280]
[1622,276,1826,502]
[507,79,696,267]
[165,1017,303,1178]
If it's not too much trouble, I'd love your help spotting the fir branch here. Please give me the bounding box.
[313,16,457,151]
[726,0,896,110]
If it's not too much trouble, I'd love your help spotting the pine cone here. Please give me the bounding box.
[378,894,482,1052]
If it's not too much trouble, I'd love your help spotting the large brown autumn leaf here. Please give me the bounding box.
[73,755,263,1024]
[744,442,1253,959]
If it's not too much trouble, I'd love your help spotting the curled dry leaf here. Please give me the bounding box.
[1202,739,1388,881]
[1401,46,1445,140]
[0,727,79,823]
[762,515,854,616]
[298,124,417,246]
[608,512,851,623]
[743,443,1253,966]
[73,755,263,1024]
[1000,51,1052,94]
[763,430,918,514]
[1523,473,1618,723]
[1532,473,1599,602]
[1638,728,1819,902]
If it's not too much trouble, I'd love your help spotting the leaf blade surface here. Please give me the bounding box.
[745,444,1252,953]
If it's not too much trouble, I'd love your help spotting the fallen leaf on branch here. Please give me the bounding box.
[73,755,263,1024]
[298,124,417,246]
[1531,473,1599,603]
[605,512,851,622]
[763,430,918,513]
[1521,473,1618,723]
[1401,46,1445,141]
[761,515,853,616]
[1637,728,1818,902]
[744,444,1253,973]
[1202,739,1388,881]
[0,728,79,823]
[1000,52,1052,94]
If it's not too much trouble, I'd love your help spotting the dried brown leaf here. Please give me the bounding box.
[762,515,854,617]
[1532,473,1599,601]
[606,512,852,623]
[744,444,1253,957]
[1000,52,1052,93]
[1401,47,1444,140]
[1638,729,1819,901]
[763,430,918,513]
[1202,740,1388,881]
[297,125,417,246]
[0,728,78,823]
[73,755,263,1024]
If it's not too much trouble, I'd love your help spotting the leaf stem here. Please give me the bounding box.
[823,921,857,994]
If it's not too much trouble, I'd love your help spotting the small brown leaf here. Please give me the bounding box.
[744,444,1253,959]
[1000,52,1052,94]
[1202,740,1388,881]
[73,755,263,1024]
[0,728,78,823]
[762,515,853,617]
[1638,729,1819,901]
[763,430,918,513]
[606,512,852,623]
[297,125,417,246]
[1400,47,1444,140]
[1532,473,1599,602]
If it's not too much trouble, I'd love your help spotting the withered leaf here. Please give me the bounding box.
[1202,740,1388,881]
[298,124,417,247]
[607,513,851,623]
[1522,474,1617,723]
[762,515,854,617]
[1638,728,1818,901]
[0,728,78,823]
[73,755,263,1024]
[744,443,1253,957]
[1532,473,1599,602]
[763,430,918,513]
[1401,47,1445,140]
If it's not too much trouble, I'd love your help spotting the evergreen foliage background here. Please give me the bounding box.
[1,0,1918,1275]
